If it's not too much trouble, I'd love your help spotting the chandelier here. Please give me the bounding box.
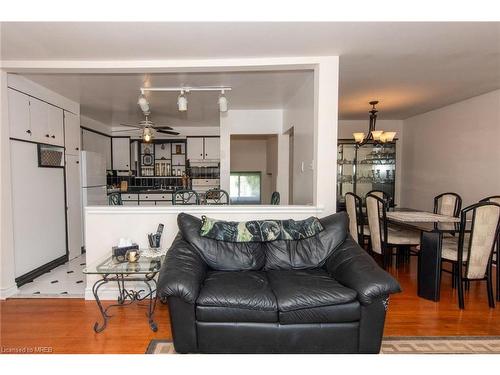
[352,101,396,146]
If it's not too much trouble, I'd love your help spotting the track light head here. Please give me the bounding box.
[177,91,188,112]
[137,94,150,114]
[218,90,228,112]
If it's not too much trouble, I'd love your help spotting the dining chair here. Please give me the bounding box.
[345,192,369,245]
[173,189,201,205]
[204,189,230,205]
[108,192,123,205]
[270,191,280,205]
[440,201,500,309]
[433,192,462,233]
[366,194,420,269]
[480,195,500,301]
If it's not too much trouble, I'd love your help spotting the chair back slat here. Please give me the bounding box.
[366,194,388,255]
[434,192,462,232]
[205,189,230,205]
[463,203,500,279]
[345,192,361,244]
[173,189,200,205]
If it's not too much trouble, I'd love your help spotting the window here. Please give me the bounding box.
[230,172,261,204]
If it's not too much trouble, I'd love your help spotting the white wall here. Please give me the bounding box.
[338,120,404,205]
[84,205,324,300]
[283,75,315,205]
[401,89,500,210]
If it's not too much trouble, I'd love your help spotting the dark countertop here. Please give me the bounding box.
[112,188,178,195]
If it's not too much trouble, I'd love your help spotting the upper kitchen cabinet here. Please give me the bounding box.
[29,97,64,147]
[187,137,220,161]
[8,89,32,141]
[8,88,64,147]
[112,137,131,170]
[64,111,81,155]
[187,137,204,160]
[204,137,220,160]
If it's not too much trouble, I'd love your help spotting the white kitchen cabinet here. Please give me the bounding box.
[112,137,131,170]
[8,88,32,141]
[187,137,220,161]
[187,137,204,160]
[65,154,82,260]
[48,105,64,147]
[64,111,81,155]
[28,96,50,144]
[28,96,64,146]
[204,137,220,160]
[122,200,139,206]
[138,201,156,206]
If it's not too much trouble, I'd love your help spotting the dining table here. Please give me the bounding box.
[386,209,461,302]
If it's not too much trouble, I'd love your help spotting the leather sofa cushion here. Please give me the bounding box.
[196,271,278,323]
[177,213,266,271]
[279,301,360,324]
[263,212,349,270]
[267,269,357,312]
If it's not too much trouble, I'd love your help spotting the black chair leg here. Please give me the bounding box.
[487,264,495,308]
[457,270,465,309]
[465,279,470,291]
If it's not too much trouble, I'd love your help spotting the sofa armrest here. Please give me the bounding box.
[325,235,401,305]
[157,234,207,304]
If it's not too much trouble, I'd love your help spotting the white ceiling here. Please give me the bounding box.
[20,71,312,127]
[2,22,499,121]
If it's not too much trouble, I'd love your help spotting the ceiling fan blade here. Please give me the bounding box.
[152,125,174,130]
[119,123,142,128]
[112,129,141,132]
[157,129,180,135]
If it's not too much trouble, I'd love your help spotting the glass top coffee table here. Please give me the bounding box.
[84,251,165,333]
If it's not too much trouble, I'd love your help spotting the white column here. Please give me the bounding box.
[313,57,339,215]
[219,112,231,193]
[0,70,18,298]
[276,133,290,205]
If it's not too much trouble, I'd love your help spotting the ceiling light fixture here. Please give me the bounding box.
[177,90,188,112]
[353,101,396,147]
[142,126,153,143]
[218,90,228,112]
[137,93,150,114]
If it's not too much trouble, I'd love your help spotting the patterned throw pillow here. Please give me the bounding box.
[200,216,324,242]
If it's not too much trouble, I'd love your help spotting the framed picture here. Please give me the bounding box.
[142,154,153,166]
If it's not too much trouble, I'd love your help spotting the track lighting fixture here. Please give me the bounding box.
[218,90,228,112]
[177,91,188,112]
[137,93,150,114]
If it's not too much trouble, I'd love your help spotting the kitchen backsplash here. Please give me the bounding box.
[107,175,184,190]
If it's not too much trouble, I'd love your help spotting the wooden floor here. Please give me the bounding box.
[1,258,498,354]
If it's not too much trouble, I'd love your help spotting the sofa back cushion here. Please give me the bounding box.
[263,212,349,270]
[177,213,266,271]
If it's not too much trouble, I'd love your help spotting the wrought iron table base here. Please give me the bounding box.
[92,273,158,333]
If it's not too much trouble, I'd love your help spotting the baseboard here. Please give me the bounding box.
[0,284,19,299]
[15,254,68,287]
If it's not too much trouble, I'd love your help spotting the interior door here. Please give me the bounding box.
[65,154,82,259]
[204,137,220,160]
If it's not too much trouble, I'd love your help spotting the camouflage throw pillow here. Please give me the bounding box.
[200,215,324,242]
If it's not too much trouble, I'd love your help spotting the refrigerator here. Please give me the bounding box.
[81,151,108,248]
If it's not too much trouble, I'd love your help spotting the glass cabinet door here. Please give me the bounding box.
[337,141,396,209]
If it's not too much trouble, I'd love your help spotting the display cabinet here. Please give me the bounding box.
[337,140,396,211]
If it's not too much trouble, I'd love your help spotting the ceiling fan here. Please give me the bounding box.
[113,115,180,142]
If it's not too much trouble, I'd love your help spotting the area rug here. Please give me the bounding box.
[146,337,500,354]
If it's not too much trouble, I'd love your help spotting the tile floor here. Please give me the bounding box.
[13,254,86,298]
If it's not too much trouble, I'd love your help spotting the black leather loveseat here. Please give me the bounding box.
[157,212,400,353]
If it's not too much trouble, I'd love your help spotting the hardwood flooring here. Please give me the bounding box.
[1,258,498,354]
